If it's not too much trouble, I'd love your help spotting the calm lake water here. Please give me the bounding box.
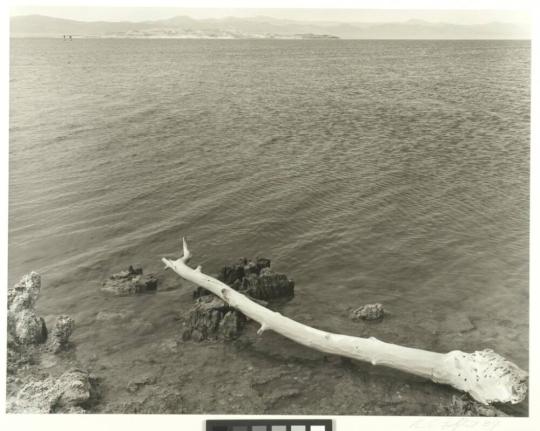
[9,39,529,414]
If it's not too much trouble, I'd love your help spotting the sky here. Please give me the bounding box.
[8,6,531,26]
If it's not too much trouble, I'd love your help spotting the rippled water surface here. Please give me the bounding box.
[9,39,529,414]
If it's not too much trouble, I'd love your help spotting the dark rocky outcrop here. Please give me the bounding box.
[101,265,158,296]
[182,295,246,341]
[186,257,294,342]
[241,267,295,301]
[193,257,294,302]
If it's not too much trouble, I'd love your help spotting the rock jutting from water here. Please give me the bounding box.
[7,273,77,377]
[101,265,158,296]
[193,257,294,301]
[186,257,294,341]
[48,315,75,353]
[350,303,385,321]
[182,295,246,341]
[8,271,48,345]
[7,272,100,413]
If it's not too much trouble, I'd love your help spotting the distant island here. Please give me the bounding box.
[80,31,340,40]
[10,14,530,40]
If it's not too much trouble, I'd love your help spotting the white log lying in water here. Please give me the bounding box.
[162,238,528,405]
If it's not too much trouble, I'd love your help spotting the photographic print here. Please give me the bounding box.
[6,2,531,418]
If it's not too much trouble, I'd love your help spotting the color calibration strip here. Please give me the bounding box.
[206,420,333,431]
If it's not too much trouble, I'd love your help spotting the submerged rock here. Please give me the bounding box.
[127,374,157,393]
[95,311,133,322]
[8,369,99,413]
[444,395,508,416]
[131,318,156,336]
[103,389,183,414]
[101,265,158,296]
[8,272,48,345]
[350,303,385,321]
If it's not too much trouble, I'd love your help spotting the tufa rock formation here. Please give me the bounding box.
[187,257,294,341]
[8,271,48,345]
[48,315,75,353]
[194,257,294,301]
[182,295,246,341]
[101,265,158,296]
[350,303,385,321]
[7,272,100,413]
[8,369,100,413]
[7,272,76,356]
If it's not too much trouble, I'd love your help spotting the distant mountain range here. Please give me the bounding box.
[10,14,530,40]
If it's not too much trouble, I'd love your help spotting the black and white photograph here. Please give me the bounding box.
[3,0,536,425]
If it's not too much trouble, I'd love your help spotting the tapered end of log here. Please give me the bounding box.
[435,349,528,405]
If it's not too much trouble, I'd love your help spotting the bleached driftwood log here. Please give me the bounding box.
[162,238,528,405]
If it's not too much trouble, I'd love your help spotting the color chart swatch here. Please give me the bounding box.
[206,419,333,431]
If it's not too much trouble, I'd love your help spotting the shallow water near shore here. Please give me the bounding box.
[9,38,529,414]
